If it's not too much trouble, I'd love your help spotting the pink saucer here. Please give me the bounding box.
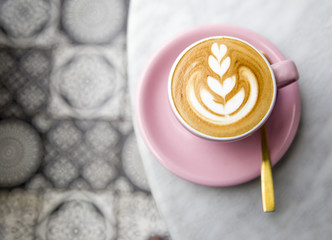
[136,24,301,186]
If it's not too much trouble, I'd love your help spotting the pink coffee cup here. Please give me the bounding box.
[168,36,299,142]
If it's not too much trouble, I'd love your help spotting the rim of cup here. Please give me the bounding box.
[168,36,277,142]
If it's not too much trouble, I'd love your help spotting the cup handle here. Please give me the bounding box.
[271,60,299,88]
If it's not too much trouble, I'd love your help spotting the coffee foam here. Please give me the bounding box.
[170,37,275,138]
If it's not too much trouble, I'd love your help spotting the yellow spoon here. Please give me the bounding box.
[260,124,275,212]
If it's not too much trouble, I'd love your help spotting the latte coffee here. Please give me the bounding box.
[169,37,276,139]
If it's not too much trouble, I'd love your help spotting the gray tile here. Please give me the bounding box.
[0,0,171,238]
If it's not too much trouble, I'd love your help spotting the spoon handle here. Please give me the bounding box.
[261,125,275,212]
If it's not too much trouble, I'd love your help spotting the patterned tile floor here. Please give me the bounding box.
[0,0,170,239]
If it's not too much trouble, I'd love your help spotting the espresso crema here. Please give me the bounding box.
[170,37,275,138]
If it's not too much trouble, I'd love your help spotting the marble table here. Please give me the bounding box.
[128,0,332,239]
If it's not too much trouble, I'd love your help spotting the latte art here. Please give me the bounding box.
[188,43,258,124]
[170,37,275,138]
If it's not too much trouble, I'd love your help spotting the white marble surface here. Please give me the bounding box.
[128,0,332,239]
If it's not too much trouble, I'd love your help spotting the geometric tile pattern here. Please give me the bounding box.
[60,0,127,44]
[0,0,170,239]
[0,190,42,240]
[36,190,116,240]
[49,47,126,119]
[0,119,43,187]
[0,0,50,39]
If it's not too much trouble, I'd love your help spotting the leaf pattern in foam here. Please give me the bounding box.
[201,89,225,115]
[211,43,227,62]
[209,43,230,78]
[199,42,246,116]
[208,56,231,78]
[200,88,245,115]
[207,76,236,98]
[224,88,245,115]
